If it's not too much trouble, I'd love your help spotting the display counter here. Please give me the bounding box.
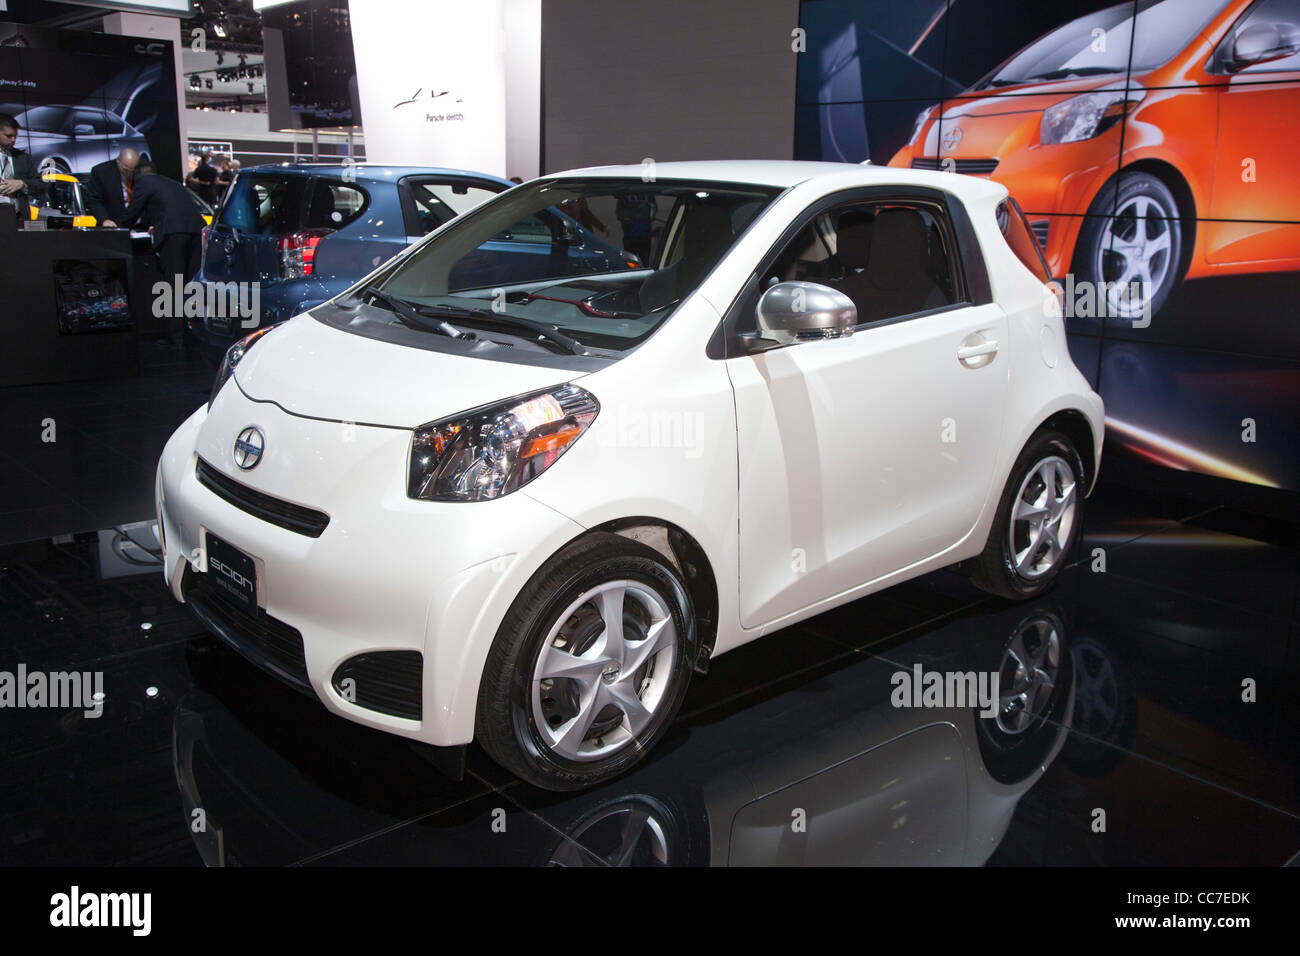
[0,215,166,387]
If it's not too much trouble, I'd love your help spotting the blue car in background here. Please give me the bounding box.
[192,163,638,358]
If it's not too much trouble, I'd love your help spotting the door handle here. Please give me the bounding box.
[957,334,998,369]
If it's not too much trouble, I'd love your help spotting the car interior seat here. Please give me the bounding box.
[840,207,949,323]
[639,203,734,313]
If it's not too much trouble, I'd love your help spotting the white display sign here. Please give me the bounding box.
[74,0,192,14]
[349,0,508,176]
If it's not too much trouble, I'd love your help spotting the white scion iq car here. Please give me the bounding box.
[157,160,1103,790]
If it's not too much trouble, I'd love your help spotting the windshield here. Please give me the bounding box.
[365,178,780,352]
[980,0,1225,88]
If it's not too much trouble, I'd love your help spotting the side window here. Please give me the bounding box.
[74,109,109,135]
[1218,0,1300,73]
[997,198,1052,282]
[405,179,502,236]
[493,212,553,243]
[307,179,368,230]
[761,199,960,327]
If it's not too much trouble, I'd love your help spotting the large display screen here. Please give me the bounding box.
[260,0,359,129]
[0,21,183,180]
[797,0,1300,492]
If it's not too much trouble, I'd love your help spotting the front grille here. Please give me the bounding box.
[1030,219,1050,250]
[332,652,423,720]
[196,458,330,538]
[183,570,312,695]
[911,157,1000,175]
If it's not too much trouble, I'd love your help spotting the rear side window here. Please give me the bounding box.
[997,198,1052,282]
[218,173,308,236]
[404,178,503,236]
[306,179,368,230]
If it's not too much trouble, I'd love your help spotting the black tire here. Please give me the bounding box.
[477,532,695,791]
[1073,171,1184,321]
[970,430,1085,600]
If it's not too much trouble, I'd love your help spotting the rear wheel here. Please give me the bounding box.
[971,430,1084,600]
[477,533,695,791]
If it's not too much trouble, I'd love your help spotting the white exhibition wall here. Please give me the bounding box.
[350,0,540,178]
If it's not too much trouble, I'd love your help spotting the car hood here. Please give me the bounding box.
[232,313,586,429]
[944,75,1125,117]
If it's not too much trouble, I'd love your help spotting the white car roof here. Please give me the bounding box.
[548,159,1008,202]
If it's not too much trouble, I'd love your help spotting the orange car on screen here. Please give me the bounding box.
[890,0,1300,320]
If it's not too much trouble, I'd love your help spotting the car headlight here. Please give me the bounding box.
[209,326,275,408]
[408,384,599,502]
[1040,87,1143,145]
[907,105,935,147]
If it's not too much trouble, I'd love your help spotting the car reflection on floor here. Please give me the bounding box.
[2,492,1297,866]
[170,597,1074,866]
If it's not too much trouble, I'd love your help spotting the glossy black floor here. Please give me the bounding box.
[1,348,1298,866]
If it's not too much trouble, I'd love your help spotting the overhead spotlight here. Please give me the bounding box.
[213,15,229,39]
[238,54,247,68]
[189,75,201,89]
[247,82,254,93]
[205,78,213,90]
[215,51,224,65]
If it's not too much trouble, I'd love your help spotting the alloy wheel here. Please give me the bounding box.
[530,580,678,762]
[996,616,1061,734]
[1095,193,1174,319]
[1008,455,1077,580]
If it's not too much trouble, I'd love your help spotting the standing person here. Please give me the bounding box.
[120,163,207,346]
[186,151,219,205]
[217,156,235,199]
[86,148,140,227]
[615,189,657,263]
[0,112,47,211]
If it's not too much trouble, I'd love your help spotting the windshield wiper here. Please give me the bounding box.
[358,285,468,339]
[427,303,588,356]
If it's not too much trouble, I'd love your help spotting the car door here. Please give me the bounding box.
[1207,0,1300,264]
[726,191,1008,629]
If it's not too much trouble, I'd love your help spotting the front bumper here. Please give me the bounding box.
[156,388,585,746]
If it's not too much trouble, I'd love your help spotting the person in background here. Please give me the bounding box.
[186,151,218,205]
[120,163,207,345]
[0,112,47,209]
[86,148,140,227]
[615,189,657,262]
[218,156,235,198]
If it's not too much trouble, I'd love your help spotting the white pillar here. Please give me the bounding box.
[504,0,540,180]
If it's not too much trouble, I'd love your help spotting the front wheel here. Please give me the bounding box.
[970,430,1085,600]
[477,533,695,791]
[1073,171,1184,322]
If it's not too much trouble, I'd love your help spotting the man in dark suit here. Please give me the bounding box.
[86,148,140,227]
[0,112,47,210]
[186,151,219,206]
[121,162,207,284]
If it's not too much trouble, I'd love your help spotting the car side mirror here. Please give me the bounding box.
[1227,23,1299,71]
[557,218,582,246]
[744,281,857,352]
